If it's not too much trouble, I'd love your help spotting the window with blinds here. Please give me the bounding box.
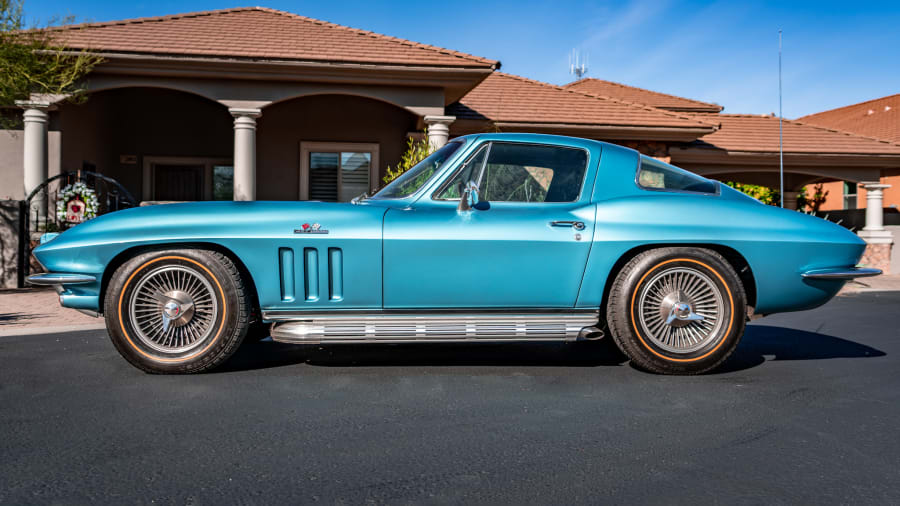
[308,151,372,202]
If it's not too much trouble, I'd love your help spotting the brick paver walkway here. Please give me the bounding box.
[0,288,104,336]
[1,275,898,336]
[841,273,900,293]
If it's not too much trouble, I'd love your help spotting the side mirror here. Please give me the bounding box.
[458,181,490,212]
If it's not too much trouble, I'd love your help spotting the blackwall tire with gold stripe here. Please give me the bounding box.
[104,249,250,374]
[606,247,747,375]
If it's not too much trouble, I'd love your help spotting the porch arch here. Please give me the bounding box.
[55,86,234,201]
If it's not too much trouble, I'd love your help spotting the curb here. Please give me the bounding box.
[0,323,107,337]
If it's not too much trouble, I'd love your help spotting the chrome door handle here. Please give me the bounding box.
[549,220,585,230]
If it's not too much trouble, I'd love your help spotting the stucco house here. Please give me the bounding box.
[1,6,899,287]
[799,94,900,212]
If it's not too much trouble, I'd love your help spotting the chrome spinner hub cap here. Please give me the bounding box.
[129,265,217,354]
[638,267,725,354]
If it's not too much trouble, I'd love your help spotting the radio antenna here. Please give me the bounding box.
[569,49,588,80]
[778,30,784,208]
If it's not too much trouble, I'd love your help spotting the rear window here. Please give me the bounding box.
[637,156,718,194]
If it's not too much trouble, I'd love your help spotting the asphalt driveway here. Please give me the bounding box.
[1,291,898,504]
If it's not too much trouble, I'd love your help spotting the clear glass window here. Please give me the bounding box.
[373,141,463,199]
[212,165,234,200]
[473,143,587,203]
[637,156,717,194]
[843,181,858,210]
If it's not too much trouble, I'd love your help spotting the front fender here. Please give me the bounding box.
[33,201,388,312]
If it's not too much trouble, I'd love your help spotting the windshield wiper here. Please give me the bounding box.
[350,192,369,204]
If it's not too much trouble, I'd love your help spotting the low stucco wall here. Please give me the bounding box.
[886,225,900,275]
[0,200,22,289]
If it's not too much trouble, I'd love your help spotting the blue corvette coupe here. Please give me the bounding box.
[29,133,879,374]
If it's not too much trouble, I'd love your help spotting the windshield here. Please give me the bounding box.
[372,140,464,199]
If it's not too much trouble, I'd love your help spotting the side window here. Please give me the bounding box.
[637,156,717,194]
[434,144,489,199]
[480,143,587,203]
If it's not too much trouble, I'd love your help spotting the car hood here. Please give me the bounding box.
[34,200,391,263]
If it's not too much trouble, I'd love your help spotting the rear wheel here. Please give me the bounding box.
[104,249,250,374]
[606,247,746,375]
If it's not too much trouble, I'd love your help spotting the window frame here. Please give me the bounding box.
[299,141,380,201]
[635,156,720,196]
[432,142,492,201]
[431,141,591,204]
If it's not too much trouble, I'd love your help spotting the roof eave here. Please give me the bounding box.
[661,105,724,113]
[455,120,714,142]
[81,51,496,104]
[670,146,900,167]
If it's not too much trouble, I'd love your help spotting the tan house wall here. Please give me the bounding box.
[857,175,900,210]
[256,94,416,200]
[0,130,62,200]
[816,175,900,211]
[817,181,846,211]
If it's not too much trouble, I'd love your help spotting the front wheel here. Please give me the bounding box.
[606,247,747,375]
[104,249,250,374]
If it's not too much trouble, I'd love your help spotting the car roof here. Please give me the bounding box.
[453,132,636,155]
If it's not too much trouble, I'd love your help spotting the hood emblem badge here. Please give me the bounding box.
[295,222,329,235]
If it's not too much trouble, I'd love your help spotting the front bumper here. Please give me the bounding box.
[26,273,97,286]
[801,267,882,280]
[26,273,101,316]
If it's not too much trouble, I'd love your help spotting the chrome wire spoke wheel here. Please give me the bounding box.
[636,266,725,354]
[128,265,218,354]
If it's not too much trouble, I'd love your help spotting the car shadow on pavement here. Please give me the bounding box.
[0,312,40,325]
[717,324,886,373]
[221,338,628,372]
[220,325,884,373]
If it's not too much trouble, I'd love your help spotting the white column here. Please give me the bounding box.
[17,101,51,218]
[423,115,455,150]
[782,190,800,211]
[229,108,262,201]
[857,182,892,244]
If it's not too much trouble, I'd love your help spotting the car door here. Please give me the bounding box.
[383,140,599,309]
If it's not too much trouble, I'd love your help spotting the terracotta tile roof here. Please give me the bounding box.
[798,94,900,144]
[47,7,498,68]
[564,78,723,112]
[691,114,900,154]
[449,72,715,130]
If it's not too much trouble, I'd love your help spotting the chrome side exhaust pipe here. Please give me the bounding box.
[578,326,605,340]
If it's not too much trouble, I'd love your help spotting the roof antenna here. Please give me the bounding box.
[569,49,588,80]
[778,30,784,208]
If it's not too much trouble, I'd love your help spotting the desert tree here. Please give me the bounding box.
[0,0,102,128]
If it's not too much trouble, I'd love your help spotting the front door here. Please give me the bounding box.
[143,157,233,201]
[383,141,598,309]
[153,164,203,201]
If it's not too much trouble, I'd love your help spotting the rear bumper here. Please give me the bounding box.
[801,267,882,280]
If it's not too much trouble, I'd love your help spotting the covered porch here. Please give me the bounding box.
[15,7,498,208]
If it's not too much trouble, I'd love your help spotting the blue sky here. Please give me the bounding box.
[24,0,900,118]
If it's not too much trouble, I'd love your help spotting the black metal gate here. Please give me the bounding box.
[18,170,138,287]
